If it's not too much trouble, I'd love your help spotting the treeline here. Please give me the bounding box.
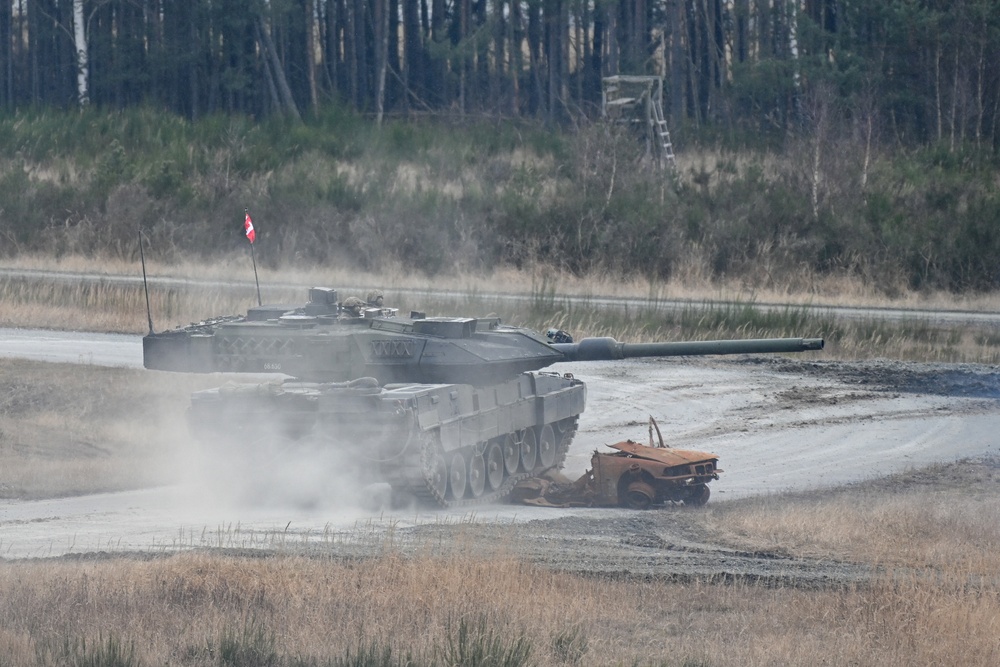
[2,1,999,149]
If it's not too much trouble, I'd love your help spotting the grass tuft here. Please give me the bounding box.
[53,634,139,667]
[439,616,532,667]
[327,641,408,667]
[216,617,279,667]
[550,625,588,665]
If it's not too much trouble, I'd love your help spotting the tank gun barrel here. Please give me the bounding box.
[551,336,824,362]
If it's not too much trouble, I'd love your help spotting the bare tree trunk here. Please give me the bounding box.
[257,17,301,121]
[388,0,400,108]
[402,0,421,113]
[811,123,822,220]
[975,28,984,147]
[788,0,801,122]
[855,79,877,195]
[474,0,489,112]
[527,0,543,116]
[492,0,504,112]
[547,0,560,122]
[634,0,646,71]
[606,6,617,76]
[28,0,38,103]
[376,0,389,125]
[432,0,446,106]
[459,0,469,113]
[305,0,318,110]
[590,1,603,104]
[352,0,368,108]
[950,41,959,151]
[670,0,683,119]
[561,0,569,113]
[689,0,707,122]
[346,0,358,106]
[0,0,10,108]
[860,120,871,193]
[573,0,582,106]
[934,39,942,142]
[325,0,340,95]
[73,0,88,105]
[992,73,1000,151]
[509,0,522,113]
[189,7,200,119]
[261,39,282,114]
[735,0,748,62]
[807,87,831,222]
[707,0,725,114]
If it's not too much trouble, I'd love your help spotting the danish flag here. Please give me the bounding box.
[244,211,256,244]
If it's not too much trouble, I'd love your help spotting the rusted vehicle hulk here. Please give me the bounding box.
[515,418,721,509]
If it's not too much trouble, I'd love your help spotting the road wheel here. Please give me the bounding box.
[538,424,557,468]
[502,433,520,475]
[448,451,467,500]
[622,481,656,510]
[485,441,505,491]
[468,451,486,498]
[423,447,448,501]
[519,428,538,472]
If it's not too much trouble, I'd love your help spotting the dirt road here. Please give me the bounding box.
[2,344,998,583]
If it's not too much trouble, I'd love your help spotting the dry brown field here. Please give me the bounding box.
[2,256,1000,666]
[5,252,1000,334]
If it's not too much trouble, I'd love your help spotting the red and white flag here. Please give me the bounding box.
[244,211,256,244]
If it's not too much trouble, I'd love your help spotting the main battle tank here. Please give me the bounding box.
[143,287,823,507]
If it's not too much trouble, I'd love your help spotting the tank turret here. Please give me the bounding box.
[144,288,823,507]
[144,287,822,383]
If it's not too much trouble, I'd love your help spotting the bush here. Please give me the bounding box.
[3,106,1000,293]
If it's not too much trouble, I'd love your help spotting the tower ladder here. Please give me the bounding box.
[651,97,676,171]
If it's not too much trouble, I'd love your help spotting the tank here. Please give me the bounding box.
[143,288,823,507]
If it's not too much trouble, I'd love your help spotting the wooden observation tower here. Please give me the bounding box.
[601,75,676,171]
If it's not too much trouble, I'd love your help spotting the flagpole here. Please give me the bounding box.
[245,208,261,306]
[138,226,154,334]
[250,241,261,306]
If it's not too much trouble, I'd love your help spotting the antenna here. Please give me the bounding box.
[245,208,262,306]
[138,226,154,334]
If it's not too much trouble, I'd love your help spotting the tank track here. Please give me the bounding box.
[379,417,579,509]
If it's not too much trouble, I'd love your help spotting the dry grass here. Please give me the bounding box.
[6,252,1000,316]
[711,463,1000,573]
[1,528,1000,666]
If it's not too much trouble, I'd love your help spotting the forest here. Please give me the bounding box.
[1,1,1000,293]
[1,0,997,146]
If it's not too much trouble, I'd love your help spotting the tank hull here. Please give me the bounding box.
[188,371,585,507]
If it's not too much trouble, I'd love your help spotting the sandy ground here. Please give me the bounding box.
[1,330,998,582]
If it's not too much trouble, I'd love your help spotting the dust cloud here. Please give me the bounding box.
[147,383,397,530]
